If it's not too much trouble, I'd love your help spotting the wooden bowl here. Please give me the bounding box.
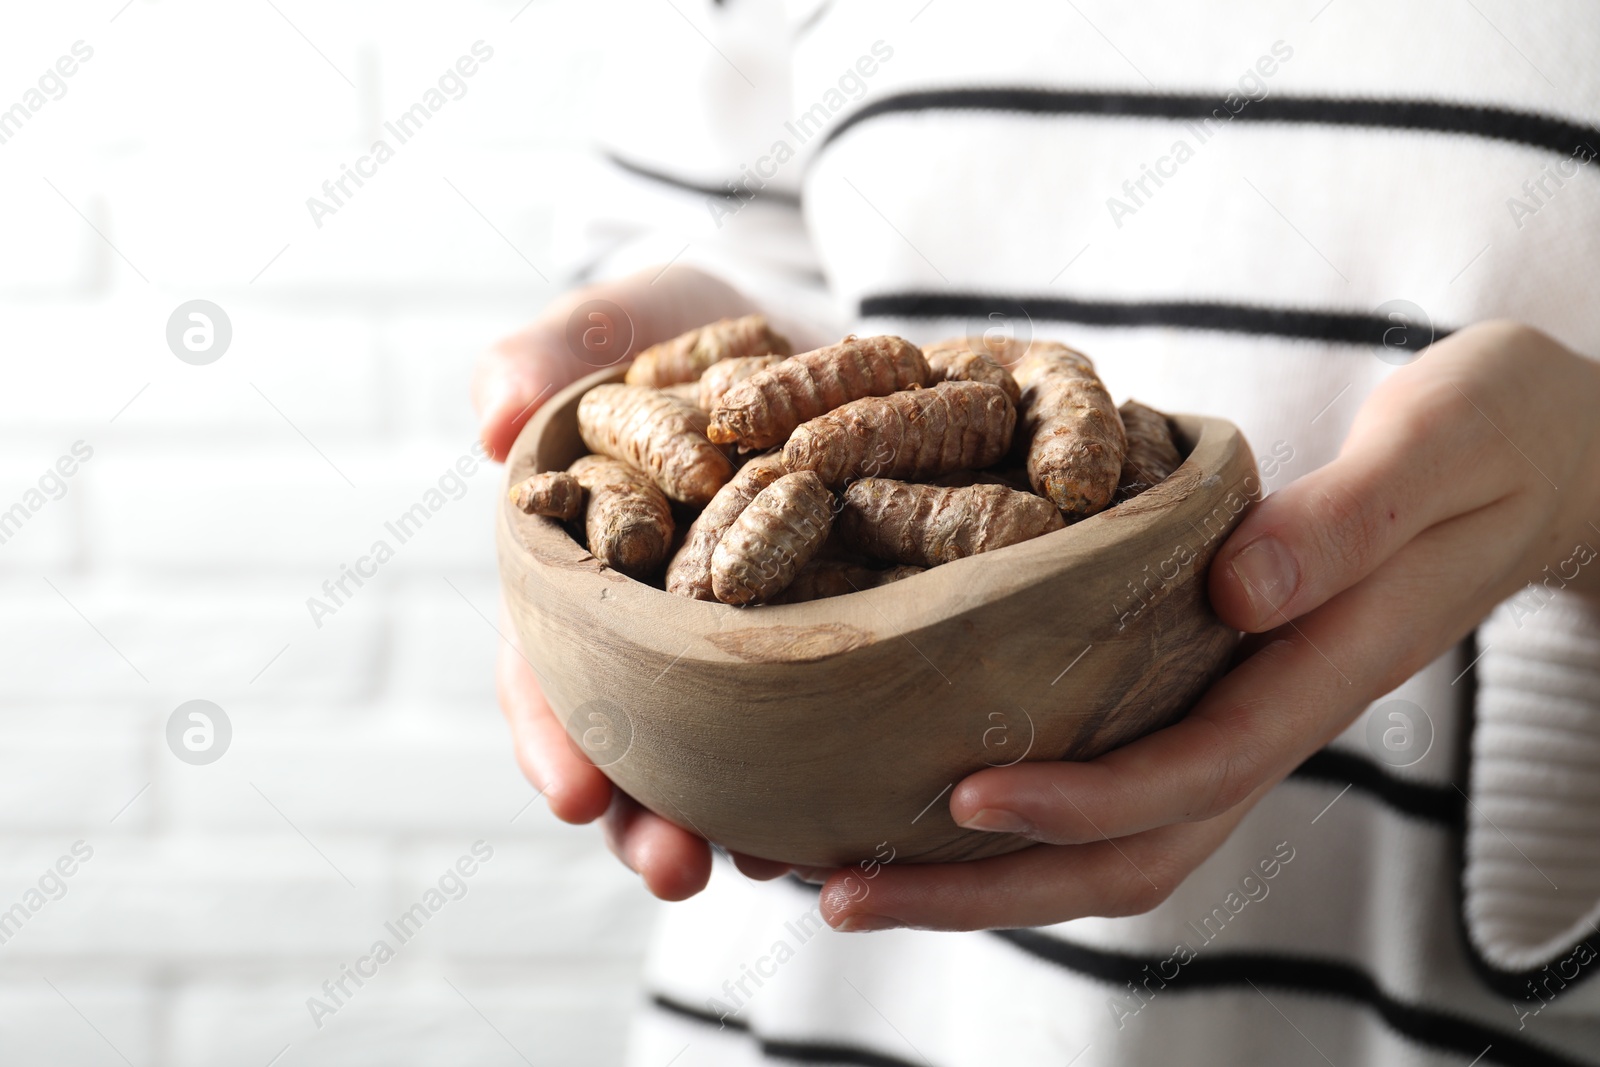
[497,366,1258,867]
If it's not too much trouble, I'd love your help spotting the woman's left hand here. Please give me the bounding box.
[814,319,1600,932]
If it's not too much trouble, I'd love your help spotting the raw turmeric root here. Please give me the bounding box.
[708,334,931,450]
[578,384,734,505]
[665,453,787,600]
[698,354,787,411]
[508,470,582,520]
[658,381,702,407]
[568,455,674,577]
[1012,342,1126,517]
[711,471,835,605]
[922,339,1022,404]
[929,467,1032,492]
[769,560,924,604]
[1117,400,1183,499]
[838,478,1064,567]
[624,314,792,388]
[782,381,1016,488]
[546,319,1180,599]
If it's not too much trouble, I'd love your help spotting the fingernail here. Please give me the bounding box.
[1230,536,1299,621]
[958,808,1035,835]
[836,914,904,933]
[792,866,832,885]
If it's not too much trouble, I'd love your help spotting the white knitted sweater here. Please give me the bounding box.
[556,2,1600,1062]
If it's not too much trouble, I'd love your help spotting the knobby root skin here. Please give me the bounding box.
[665,453,787,600]
[1117,399,1183,500]
[839,478,1065,567]
[922,340,1022,404]
[623,314,792,388]
[508,471,582,520]
[578,383,734,505]
[925,333,1029,366]
[557,324,1147,598]
[658,381,702,407]
[769,560,925,604]
[698,354,787,411]
[568,455,674,578]
[782,381,1016,488]
[1012,342,1127,517]
[929,467,1029,491]
[707,334,931,450]
[710,471,836,606]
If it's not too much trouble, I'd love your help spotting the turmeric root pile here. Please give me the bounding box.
[623,314,791,388]
[508,321,1185,605]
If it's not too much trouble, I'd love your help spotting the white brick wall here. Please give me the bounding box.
[0,3,656,1063]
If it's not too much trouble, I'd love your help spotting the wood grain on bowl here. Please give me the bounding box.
[497,367,1259,867]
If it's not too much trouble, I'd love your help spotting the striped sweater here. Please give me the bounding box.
[559,1,1600,1063]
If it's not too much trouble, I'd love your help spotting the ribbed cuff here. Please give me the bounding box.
[1467,588,1600,971]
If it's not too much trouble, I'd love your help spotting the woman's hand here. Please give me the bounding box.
[496,607,789,899]
[473,264,773,462]
[816,320,1600,932]
[480,264,791,899]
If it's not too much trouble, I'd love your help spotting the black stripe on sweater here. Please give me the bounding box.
[859,291,1451,348]
[650,992,925,1067]
[1289,748,1464,827]
[991,929,1592,1067]
[820,88,1600,161]
[606,152,803,208]
[793,0,833,38]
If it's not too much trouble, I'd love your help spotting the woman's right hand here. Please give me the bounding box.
[478,264,794,899]
[495,611,721,899]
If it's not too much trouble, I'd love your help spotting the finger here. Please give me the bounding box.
[495,610,612,825]
[602,794,714,901]
[954,499,1517,844]
[1211,381,1511,632]
[473,335,569,463]
[729,852,793,881]
[821,806,1250,932]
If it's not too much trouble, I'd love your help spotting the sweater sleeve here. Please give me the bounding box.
[553,0,846,343]
[1466,582,1600,987]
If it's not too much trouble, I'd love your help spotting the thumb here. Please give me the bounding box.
[1209,409,1490,632]
[472,327,575,463]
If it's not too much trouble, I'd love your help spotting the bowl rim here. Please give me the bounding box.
[499,366,1249,664]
